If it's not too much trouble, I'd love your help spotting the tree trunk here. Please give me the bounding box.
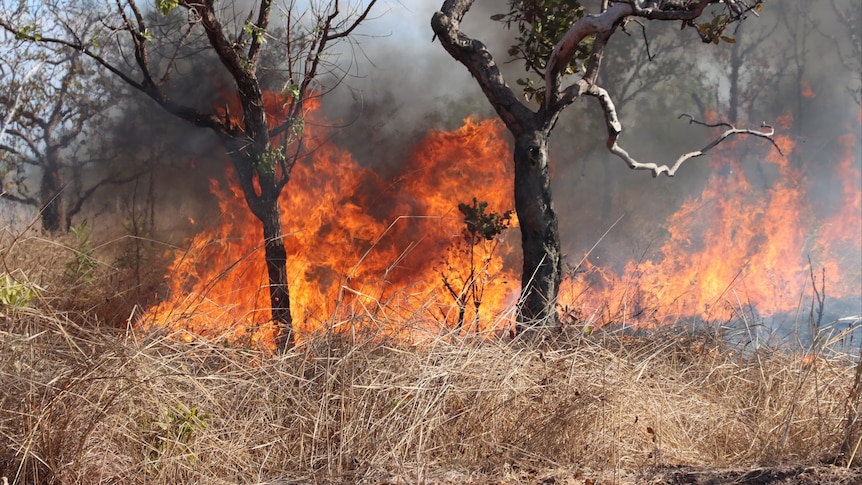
[230,147,295,352]
[39,149,64,233]
[258,196,293,352]
[513,130,561,335]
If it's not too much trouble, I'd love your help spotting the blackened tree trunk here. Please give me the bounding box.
[232,146,294,351]
[513,130,561,331]
[259,198,293,350]
[226,85,296,352]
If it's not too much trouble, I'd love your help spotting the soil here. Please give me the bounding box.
[376,464,862,484]
[646,465,862,484]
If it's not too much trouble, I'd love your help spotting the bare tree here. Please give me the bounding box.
[0,11,129,233]
[1,0,378,350]
[826,0,862,105]
[432,0,778,336]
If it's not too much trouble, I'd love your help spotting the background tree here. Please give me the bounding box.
[1,0,378,351]
[0,10,132,233]
[824,0,861,105]
[431,0,776,336]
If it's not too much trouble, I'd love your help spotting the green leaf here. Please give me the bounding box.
[496,0,587,99]
[720,35,736,44]
[0,274,38,309]
[292,118,305,136]
[156,0,178,16]
[283,82,300,101]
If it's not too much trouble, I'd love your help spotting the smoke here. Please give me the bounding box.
[78,0,860,323]
[319,0,862,319]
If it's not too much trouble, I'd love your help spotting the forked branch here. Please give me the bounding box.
[590,83,780,177]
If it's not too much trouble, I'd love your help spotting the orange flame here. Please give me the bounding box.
[144,97,861,346]
[143,102,518,346]
[801,80,816,99]
[561,113,861,328]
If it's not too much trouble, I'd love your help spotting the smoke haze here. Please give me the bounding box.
[80,0,861,329]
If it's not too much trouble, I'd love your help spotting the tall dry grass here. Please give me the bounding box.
[1,231,860,484]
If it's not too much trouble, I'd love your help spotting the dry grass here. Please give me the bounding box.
[1,232,861,484]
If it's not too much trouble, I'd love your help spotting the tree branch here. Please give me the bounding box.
[590,83,779,177]
[0,190,37,206]
[432,0,534,134]
[0,60,44,143]
[544,3,632,108]
[546,1,764,109]
[272,0,379,141]
[67,170,145,223]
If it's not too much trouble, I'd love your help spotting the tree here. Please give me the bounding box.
[825,0,861,105]
[439,198,513,333]
[431,0,777,336]
[0,11,128,233]
[1,0,378,351]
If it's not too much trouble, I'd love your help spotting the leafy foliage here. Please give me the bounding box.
[243,19,267,45]
[143,404,211,472]
[256,147,286,173]
[458,197,513,243]
[492,0,591,102]
[0,273,38,309]
[440,199,513,331]
[689,1,765,44]
[156,0,179,16]
[63,219,98,282]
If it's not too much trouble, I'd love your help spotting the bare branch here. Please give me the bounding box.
[0,60,44,143]
[0,190,37,206]
[324,0,379,42]
[67,169,146,222]
[590,83,779,177]
[272,0,380,140]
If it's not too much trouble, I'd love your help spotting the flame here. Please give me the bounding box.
[562,112,862,328]
[144,94,861,346]
[143,100,518,346]
[801,80,816,99]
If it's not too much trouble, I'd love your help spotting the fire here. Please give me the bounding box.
[561,112,862,329]
[143,102,518,346]
[801,80,816,99]
[143,92,861,347]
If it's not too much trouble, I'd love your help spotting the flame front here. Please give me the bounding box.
[144,98,861,346]
[143,106,518,346]
[562,112,862,329]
